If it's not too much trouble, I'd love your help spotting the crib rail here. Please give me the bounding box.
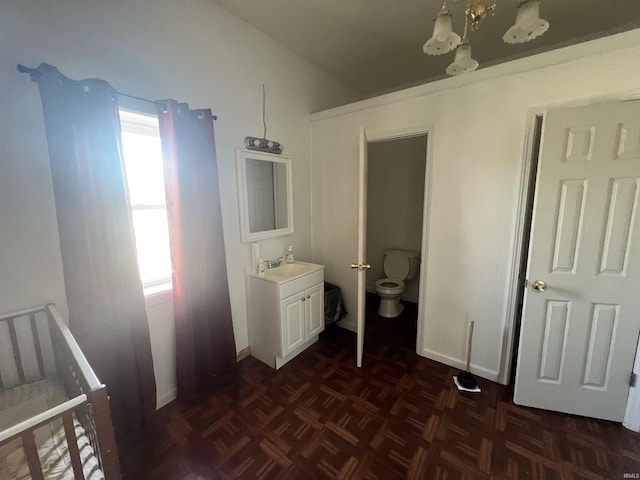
[0,394,87,480]
[0,305,122,480]
[0,393,86,443]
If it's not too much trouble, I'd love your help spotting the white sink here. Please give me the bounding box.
[252,261,323,285]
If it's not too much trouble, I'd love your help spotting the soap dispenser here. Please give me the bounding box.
[286,245,295,263]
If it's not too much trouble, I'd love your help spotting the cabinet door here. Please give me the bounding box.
[281,294,306,356]
[306,283,325,338]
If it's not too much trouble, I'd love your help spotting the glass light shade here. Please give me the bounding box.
[423,9,461,55]
[445,42,479,76]
[503,0,549,44]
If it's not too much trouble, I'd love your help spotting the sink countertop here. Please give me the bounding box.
[247,261,324,285]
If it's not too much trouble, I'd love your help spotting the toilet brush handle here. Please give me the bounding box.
[466,321,474,372]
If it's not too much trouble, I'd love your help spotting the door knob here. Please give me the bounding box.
[531,280,548,292]
[350,263,371,271]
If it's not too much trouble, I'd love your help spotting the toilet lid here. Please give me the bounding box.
[384,252,410,279]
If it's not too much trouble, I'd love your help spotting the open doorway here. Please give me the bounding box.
[364,134,428,353]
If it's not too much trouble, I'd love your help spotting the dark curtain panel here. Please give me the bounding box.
[24,63,157,441]
[157,100,236,402]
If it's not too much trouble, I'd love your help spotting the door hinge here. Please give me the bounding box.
[631,372,638,388]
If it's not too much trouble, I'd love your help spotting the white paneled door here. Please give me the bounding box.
[515,101,640,421]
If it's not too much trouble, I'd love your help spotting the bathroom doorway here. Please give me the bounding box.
[364,134,428,353]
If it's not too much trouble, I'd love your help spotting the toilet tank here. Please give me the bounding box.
[384,250,420,280]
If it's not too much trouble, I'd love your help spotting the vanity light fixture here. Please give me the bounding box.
[244,136,283,155]
[423,0,549,76]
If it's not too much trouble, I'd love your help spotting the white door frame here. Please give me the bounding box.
[361,124,434,358]
[502,97,640,428]
[499,108,544,384]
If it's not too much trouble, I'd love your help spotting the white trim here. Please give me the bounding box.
[498,110,544,385]
[310,29,640,121]
[235,149,294,242]
[623,335,640,432]
[416,126,434,359]
[144,285,173,308]
[367,125,430,143]
[236,347,251,362]
[420,347,500,382]
[119,108,160,132]
[337,315,357,332]
[156,388,177,410]
[353,124,433,361]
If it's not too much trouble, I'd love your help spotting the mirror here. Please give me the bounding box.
[236,149,293,242]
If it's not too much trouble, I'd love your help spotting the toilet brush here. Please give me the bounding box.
[456,321,478,390]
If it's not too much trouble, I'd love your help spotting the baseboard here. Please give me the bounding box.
[419,347,500,383]
[155,347,250,410]
[156,388,177,410]
[236,346,251,362]
[336,316,357,332]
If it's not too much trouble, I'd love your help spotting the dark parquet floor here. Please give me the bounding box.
[123,294,640,479]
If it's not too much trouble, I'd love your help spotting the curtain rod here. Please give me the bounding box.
[115,92,218,120]
[17,64,217,120]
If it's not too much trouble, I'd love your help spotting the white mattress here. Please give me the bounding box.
[0,379,104,480]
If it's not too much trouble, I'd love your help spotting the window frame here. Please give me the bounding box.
[119,108,173,295]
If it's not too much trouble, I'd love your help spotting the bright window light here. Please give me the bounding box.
[119,109,172,291]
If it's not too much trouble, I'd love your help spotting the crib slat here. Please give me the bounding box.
[30,312,46,378]
[21,430,45,480]
[8,318,25,383]
[63,411,85,480]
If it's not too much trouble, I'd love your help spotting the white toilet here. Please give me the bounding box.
[374,250,420,318]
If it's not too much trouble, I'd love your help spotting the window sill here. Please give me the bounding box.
[144,282,173,308]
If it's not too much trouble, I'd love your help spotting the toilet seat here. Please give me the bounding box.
[375,278,404,294]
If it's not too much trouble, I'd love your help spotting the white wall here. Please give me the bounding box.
[0,0,356,406]
[310,30,640,383]
[366,136,426,301]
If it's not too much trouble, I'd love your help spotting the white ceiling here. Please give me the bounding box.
[214,0,640,97]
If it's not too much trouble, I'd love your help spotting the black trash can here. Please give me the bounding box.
[324,281,347,325]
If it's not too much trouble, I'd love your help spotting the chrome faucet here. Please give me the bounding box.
[266,257,284,269]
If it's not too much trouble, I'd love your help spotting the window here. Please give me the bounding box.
[119,109,172,292]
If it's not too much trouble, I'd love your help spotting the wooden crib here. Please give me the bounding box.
[0,304,121,480]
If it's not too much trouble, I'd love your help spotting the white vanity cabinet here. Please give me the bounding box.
[246,262,324,369]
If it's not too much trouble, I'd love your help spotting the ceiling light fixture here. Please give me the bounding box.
[423,0,549,76]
